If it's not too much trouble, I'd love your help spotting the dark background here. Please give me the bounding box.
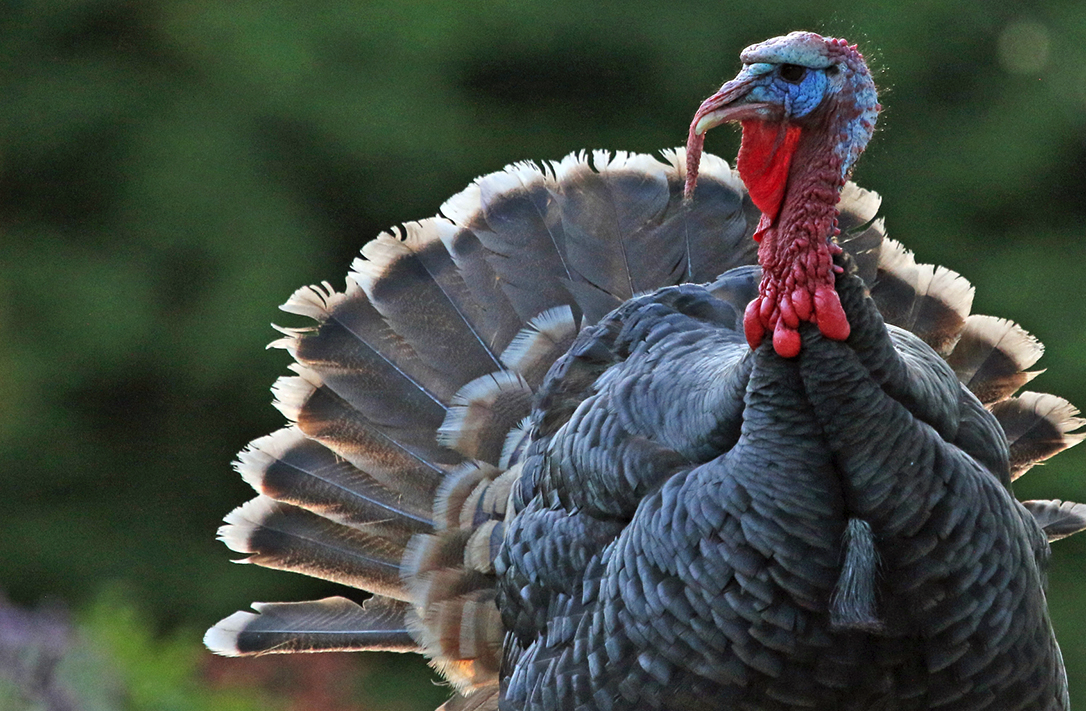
[2,1,1084,708]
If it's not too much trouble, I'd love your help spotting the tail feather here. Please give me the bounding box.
[839,219,886,287]
[408,568,495,622]
[279,281,456,403]
[272,371,449,509]
[440,161,577,324]
[403,530,477,584]
[990,392,1086,479]
[431,462,517,537]
[836,182,884,286]
[402,547,504,690]
[205,596,416,656]
[220,496,409,600]
[272,309,449,434]
[660,148,757,284]
[500,420,532,470]
[946,315,1044,405]
[236,427,433,545]
[437,688,500,711]
[453,595,504,669]
[553,151,677,303]
[560,279,628,327]
[460,467,519,530]
[433,462,503,531]
[464,521,505,573]
[398,457,516,691]
[837,181,882,226]
[350,223,508,377]
[438,222,525,347]
[500,306,579,388]
[406,589,504,689]
[438,372,534,465]
[1022,500,1086,542]
[871,238,975,355]
[441,150,759,330]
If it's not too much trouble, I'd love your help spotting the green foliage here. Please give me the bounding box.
[85,585,447,710]
[1,0,1085,707]
[81,587,282,711]
[0,589,285,711]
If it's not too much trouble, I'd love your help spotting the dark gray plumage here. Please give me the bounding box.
[498,260,1066,710]
[206,32,1085,711]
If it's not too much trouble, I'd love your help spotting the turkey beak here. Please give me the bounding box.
[690,77,771,137]
[684,72,774,200]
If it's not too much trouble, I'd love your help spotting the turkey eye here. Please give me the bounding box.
[779,64,806,83]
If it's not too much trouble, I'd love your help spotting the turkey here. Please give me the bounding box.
[205,31,1086,710]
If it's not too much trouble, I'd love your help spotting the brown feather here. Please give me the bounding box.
[1022,500,1086,542]
[219,497,408,600]
[437,687,500,711]
[273,371,450,509]
[871,239,974,355]
[205,596,416,656]
[438,372,534,464]
[946,315,1044,405]
[278,280,457,402]
[433,462,502,531]
[500,306,580,388]
[990,392,1086,479]
[237,427,433,546]
[351,223,507,377]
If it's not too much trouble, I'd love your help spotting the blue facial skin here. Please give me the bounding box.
[744,62,831,120]
[741,59,874,179]
[734,34,880,180]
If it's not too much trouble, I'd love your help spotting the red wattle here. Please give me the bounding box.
[792,288,812,321]
[773,320,801,359]
[778,293,799,329]
[744,299,765,351]
[814,286,850,341]
[737,122,803,221]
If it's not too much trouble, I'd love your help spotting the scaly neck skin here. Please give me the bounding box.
[741,120,852,358]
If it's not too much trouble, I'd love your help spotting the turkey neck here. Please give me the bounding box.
[745,122,845,276]
[740,120,851,357]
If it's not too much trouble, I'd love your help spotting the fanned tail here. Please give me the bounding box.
[870,237,974,355]
[208,150,759,700]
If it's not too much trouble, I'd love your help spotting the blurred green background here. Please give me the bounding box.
[1,0,1084,708]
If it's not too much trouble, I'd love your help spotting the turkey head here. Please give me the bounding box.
[686,32,881,358]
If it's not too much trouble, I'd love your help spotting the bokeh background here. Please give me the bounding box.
[2,1,1085,709]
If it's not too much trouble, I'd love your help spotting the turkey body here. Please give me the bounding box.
[205,32,1084,711]
[500,267,1064,710]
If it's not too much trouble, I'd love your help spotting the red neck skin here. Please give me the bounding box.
[739,120,850,358]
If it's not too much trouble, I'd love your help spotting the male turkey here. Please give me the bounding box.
[205,32,1086,710]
